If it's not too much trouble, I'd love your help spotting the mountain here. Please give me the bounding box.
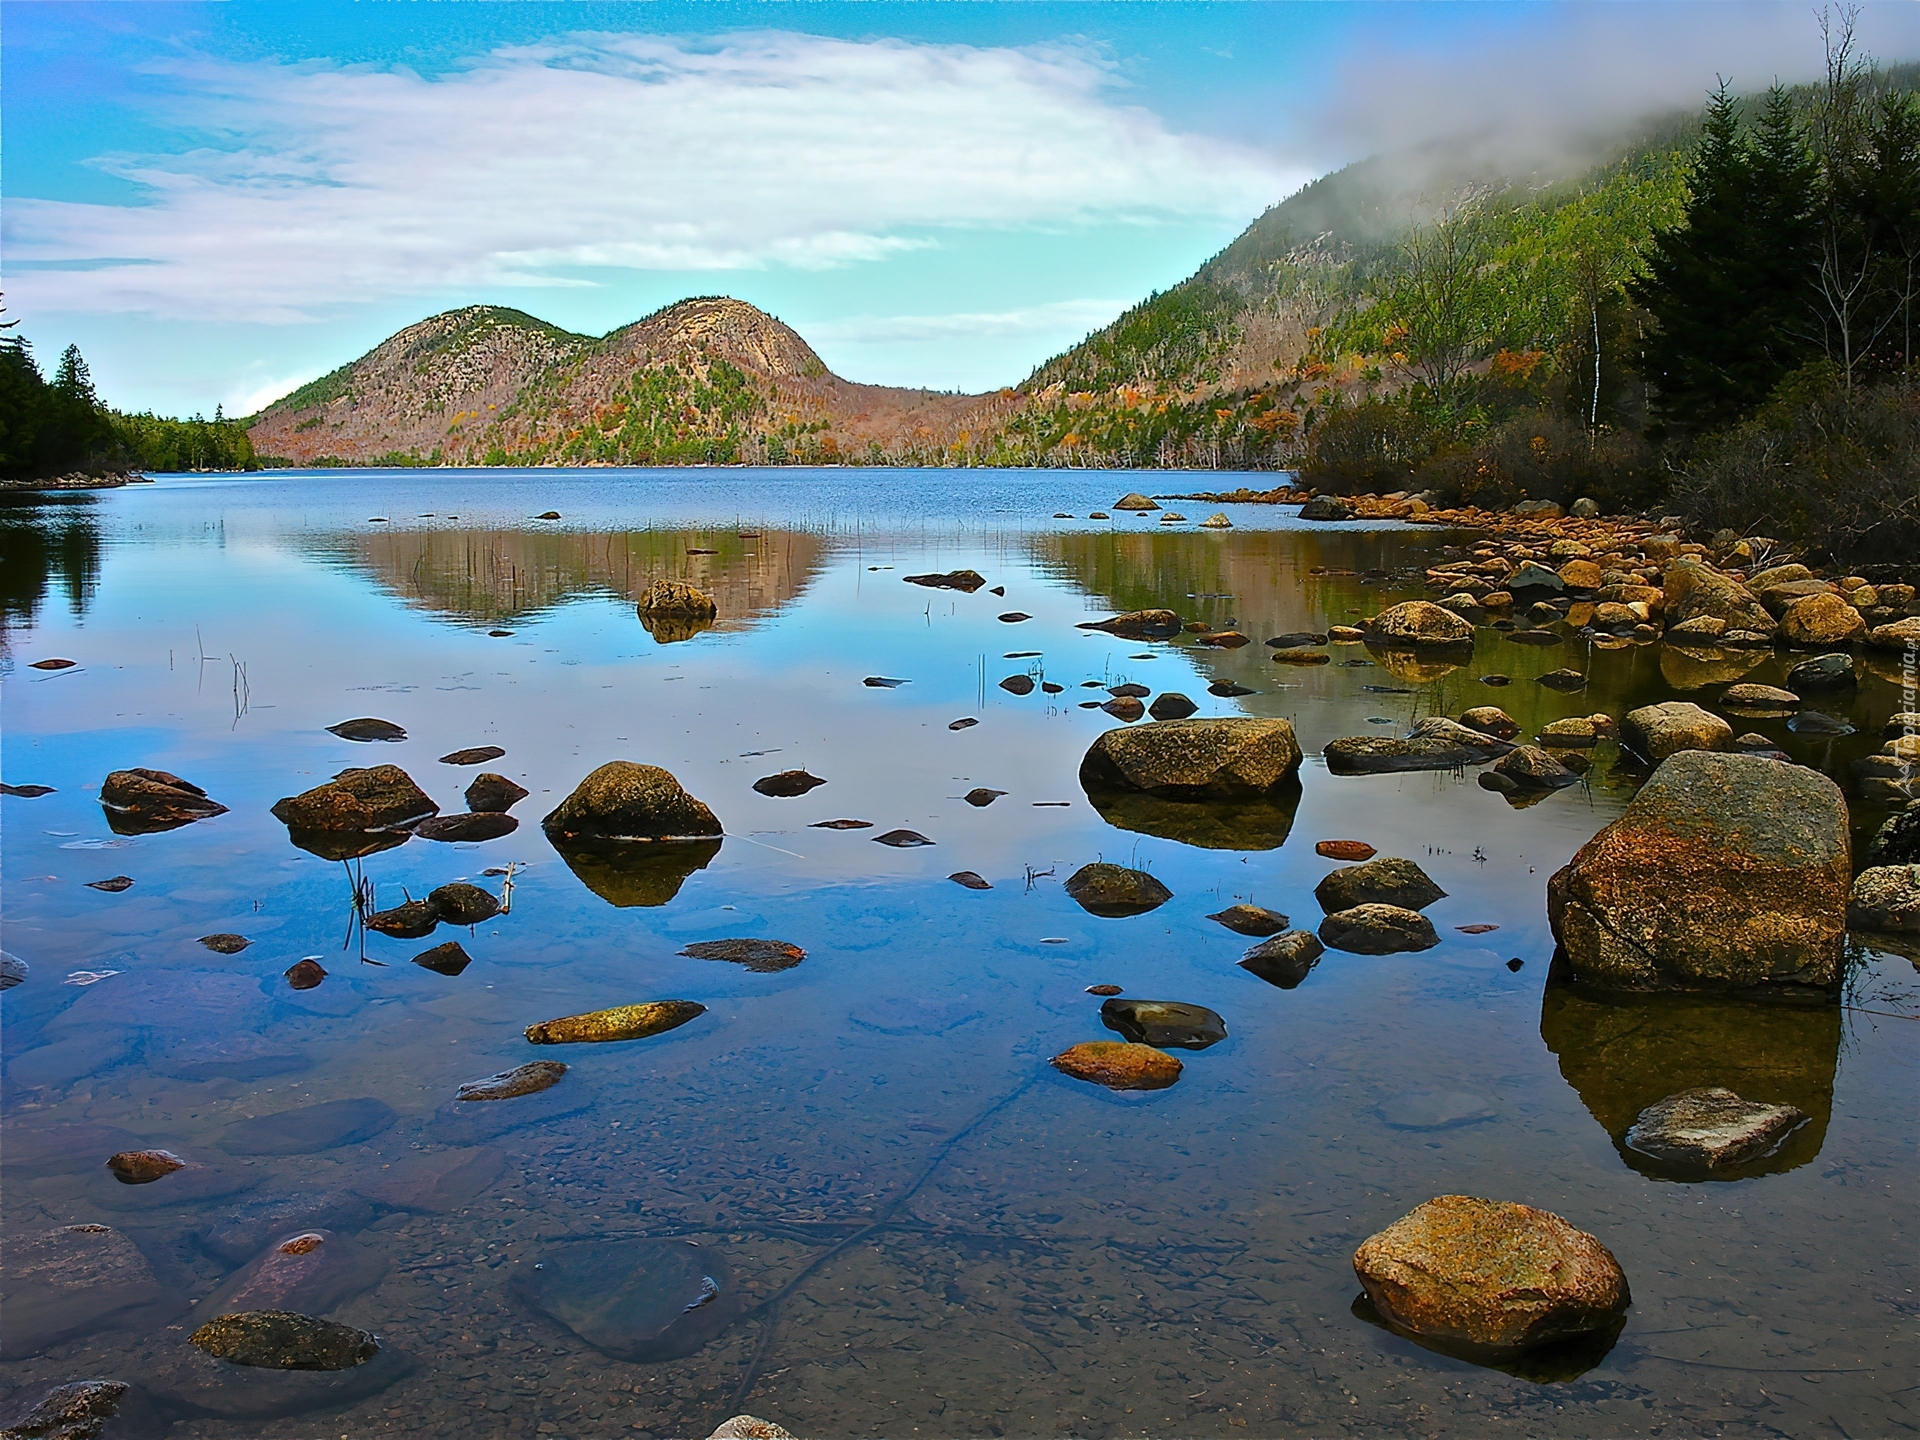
[248,297,1019,467]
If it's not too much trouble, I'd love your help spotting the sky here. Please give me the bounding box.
[6,2,1919,418]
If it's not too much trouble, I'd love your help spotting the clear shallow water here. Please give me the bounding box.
[1,468,1913,1439]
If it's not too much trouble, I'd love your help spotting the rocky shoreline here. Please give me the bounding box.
[0,471,152,493]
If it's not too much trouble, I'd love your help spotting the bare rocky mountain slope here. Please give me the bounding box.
[248,298,1019,468]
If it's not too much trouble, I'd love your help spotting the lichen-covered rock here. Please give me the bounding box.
[1063,863,1172,917]
[4,1224,177,1359]
[1721,683,1799,709]
[1076,609,1183,640]
[99,768,228,834]
[1324,716,1507,775]
[1314,857,1445,913]
[458,1060,568,1101]
[1079,717,1300,796]
[1865,807,1920,866]
[0,1379,129,1440]
[525,1000,706,1044]
[1366,601,1474,647]
[638,580,716,619]
[1623,1088,1808,1172]
[1866,616,1920,650]
[1318,904,1440,954]
[708,1418,798,1440]
[1491,745,1579,790]
[188,1310,378,1371]
[1352,1196,1629,1355]
[1238,931,1325,989]
[1050,1041,1182,1090]
[1547,751,1849,993]
[1663,559,1774,634]
[679,938,806,972]
[464,773,528,813]
[1205,903,1289,937]
[1777,592,1866,648]
[1848,865,1920,934]
[1621,701,1733,762]
[271,765,436,833]
[1459,706,1520,739]
[106,1149,185,1185]
[542,762,721,843]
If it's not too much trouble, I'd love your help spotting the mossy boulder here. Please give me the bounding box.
[271,766,437,834]
[1546,751,1849,994]
[1079,718,1301,797]
[543,762,721,844]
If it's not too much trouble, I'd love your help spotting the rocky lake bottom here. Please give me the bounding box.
[1,468,1914,1439]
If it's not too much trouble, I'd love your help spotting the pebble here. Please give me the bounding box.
[1315,839,1376,861]
[413,812,518,842]
[0,783,55,797]
[948,717,979,730]
[1086,984,1123,996]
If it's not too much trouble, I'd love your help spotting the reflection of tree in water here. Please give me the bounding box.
[0,502,101,636]
[314,527,827,629]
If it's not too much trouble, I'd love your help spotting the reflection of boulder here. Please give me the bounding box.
[1659,644,1764,692]
[1084,778,1302,850]
[1538,972,1836,1179]
[639,611,714,645]
[1368,646,1467,685]
[552,839,722,908]
[284,827,411,863]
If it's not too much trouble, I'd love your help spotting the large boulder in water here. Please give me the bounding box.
[1777,592,1866,648]
[1546,751,1849,995]
[1352,1196,1630,1359]
[1324,717,1508,775]
[1366,601,1474,647]
[638,580,717,643]
[1079,718,1301,797]
[1315,857,1445,913]
[1076,609,1183,640]
[1063,863,1171,917]
[543,762,721,844]
[1662,558,1775,635]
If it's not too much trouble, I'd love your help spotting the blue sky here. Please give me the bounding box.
[6,2,1918,417]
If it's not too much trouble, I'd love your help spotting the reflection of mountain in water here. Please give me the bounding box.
[1539,975,1837,1180]
[316,527,827,629]
[0,501,101,636]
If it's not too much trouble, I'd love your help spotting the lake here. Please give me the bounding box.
[1,468,1912,1439]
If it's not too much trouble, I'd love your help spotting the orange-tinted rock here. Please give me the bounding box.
[1049,1041,1182,1091]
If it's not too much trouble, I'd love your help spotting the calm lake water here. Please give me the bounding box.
[2,468,1913,1439]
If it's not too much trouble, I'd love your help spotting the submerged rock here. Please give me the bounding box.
[0,1378,129,1440]
[272,765,436,835]
[198,1192,377,1267]
[458,1060,568,1101]
[189,1310,378,1371]
[542,762,721,844]
[1079,717,1301,796]
[1206,903,1289,937]
[1076,609,1184,641]
[1238,931,1325,989]
[1050,1041,1182,1090]
[217,1099,396,1157]
[464,773,528,812]
[1,951,27,990]
[1623,1087,1808,1172]
[4,1224,179,1359]
[1352,1196,1629,1357]
[413,811,518,843]
[752,770,827,798]
[1547,751,1849,994]
[1314,857,1445,914]
[106,1149,185,1185]
[200,1231,386,1321]
[525,1000,706,1044]
[680,939,806,972]
[199,933,252,955]
[1377,1090,1496,1131]
[1063,863,1172,917]
[1098,998,1226,1049]
[326,718,407,743]
[1318,904,1440,954]
[99,768,229,834]
[513,1239,740,1363]
[1621,701,1733,762]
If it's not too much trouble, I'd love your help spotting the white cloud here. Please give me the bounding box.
[5,32,1302,322]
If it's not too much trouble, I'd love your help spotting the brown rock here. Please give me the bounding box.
[106,1149,186,1185]
[465,773,528,812]
[1205,903,1289,936]
[1366,600,1474,647]
[198,933,251,955]
[99,768,228,834]
[1459,707,1520,739]
[413,811,517,842]
[542,761,721,843]
[1353,1196,1629,1355]
[1621,701,1733,762]
[271,765,436,833]
[638,579,717,619]
[440,745,506,766]
[458,1060,567,1101]
[1777,592,1866,648]
[1318,904,1440,954]
[1063,862,1172,917]
[1316,839,1377,860]
[1547,750,1849,993]
[1079,717,1301,796]
[1049,1041,1182,1090]
[525,1000,706,1044]
[679,939,806,972]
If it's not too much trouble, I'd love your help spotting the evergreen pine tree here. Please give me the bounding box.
[1743,86,1822,389]
[52,343,98,405]
[1634,84,1760,431]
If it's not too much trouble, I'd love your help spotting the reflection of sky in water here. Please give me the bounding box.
[1,469,1913,1438]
